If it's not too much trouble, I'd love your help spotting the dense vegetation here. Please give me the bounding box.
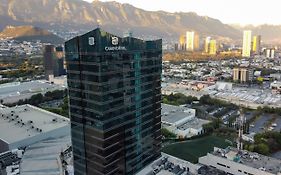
[244,132,281,155]
[5,89,67,106]
[162,93,198,106]
[44,97,69,117]
[161,128,177,138]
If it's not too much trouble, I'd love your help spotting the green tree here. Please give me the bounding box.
[254,143,270,155]
[161,128,176,138]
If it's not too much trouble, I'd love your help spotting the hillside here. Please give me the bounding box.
[0,25,64,44]
[0,0,241,42]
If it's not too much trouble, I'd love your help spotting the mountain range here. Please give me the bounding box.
[0,0,280,44]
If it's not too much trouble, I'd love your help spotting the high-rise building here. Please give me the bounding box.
[204,37,211,53]
[43,45,66,80]
[65,28,162,175]
[186,31,200,51]
[252,35,261,54]
[194,33,200,51]
[186,31,195,51]
[242,30,252,57]
[233,67,253,83]
[209,39,217,55]
[266,48,275,58]
[179,34,186,51]
[233,68,240,81]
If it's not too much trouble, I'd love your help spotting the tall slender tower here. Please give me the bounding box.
[204,37,211,53]
[242,30,252,57]
[65,28,162,175]
[252,35,261,55]
[186,31,195,51]
[209,39,217,55]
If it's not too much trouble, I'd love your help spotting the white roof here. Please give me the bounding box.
[0,105,69,144]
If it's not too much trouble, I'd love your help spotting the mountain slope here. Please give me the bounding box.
[0,25,64,44]
[0,0,241,41]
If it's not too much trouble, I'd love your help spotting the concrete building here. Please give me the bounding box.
[204,37,211,53]
[43,45,66,80]
[179,34,186,51]
[0,80,65,104]
[20,136,71,175]
[233,68,240,81]
[242,30,252,57]
[0,104,70,153]
[252,35,261,55]
[266,49,275,58]
[199,147,281,175]
[209,39,217,55]
[215,82,233,91]
[271,81,281,94]
[186,31,199,51]
[161,104,210,138]
[232,67,253,83]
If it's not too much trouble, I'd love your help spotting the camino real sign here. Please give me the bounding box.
[88,36,127,51]
[104,36,127,51]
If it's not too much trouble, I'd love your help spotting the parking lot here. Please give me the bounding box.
[249,114,273,134]
[273,117,281,132]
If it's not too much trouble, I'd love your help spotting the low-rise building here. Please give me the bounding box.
[199,147,281,175]
[161,104,210,138]
[271,81,281,94]
[0,80,65,104]
[0,104,70,153]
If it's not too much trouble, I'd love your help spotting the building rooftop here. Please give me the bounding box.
[136,153,196,175]
[0,104,69,144]
[161,104,195,125]
[212,147,281,174]
[0,80,65,104]
[177,118,210,131]
[20,136,71,175]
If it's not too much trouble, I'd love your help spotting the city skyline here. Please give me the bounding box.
[84,0,281,25]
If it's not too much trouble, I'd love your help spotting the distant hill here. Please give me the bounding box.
[0,25,64,44]
[0,0,241,42]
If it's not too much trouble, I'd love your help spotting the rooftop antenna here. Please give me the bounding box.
[236,108,245,150]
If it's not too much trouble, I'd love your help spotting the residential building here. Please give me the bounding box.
[232,67,253,83]
[186,31,199,51]
[179,35,186,51]
[242,30,252,57]
[65,28,162,175]
[266,49,275,58]
[252,35,261,55]
[209,39,217,55]
[233,68,240,82]
[204,37,211,53]
[43,45,66,80]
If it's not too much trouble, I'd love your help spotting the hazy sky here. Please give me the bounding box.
[84,0,281,25]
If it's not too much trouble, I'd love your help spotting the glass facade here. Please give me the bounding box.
[65,28,162,175]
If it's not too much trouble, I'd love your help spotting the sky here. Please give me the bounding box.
[84,0,281,25]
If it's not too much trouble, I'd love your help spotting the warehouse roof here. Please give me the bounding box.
[0,104,69,144]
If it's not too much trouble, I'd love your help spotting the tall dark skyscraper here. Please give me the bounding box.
[65,28,162,175]
[43,45,66,80]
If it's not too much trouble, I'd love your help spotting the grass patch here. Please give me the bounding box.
[162,135,231,163]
